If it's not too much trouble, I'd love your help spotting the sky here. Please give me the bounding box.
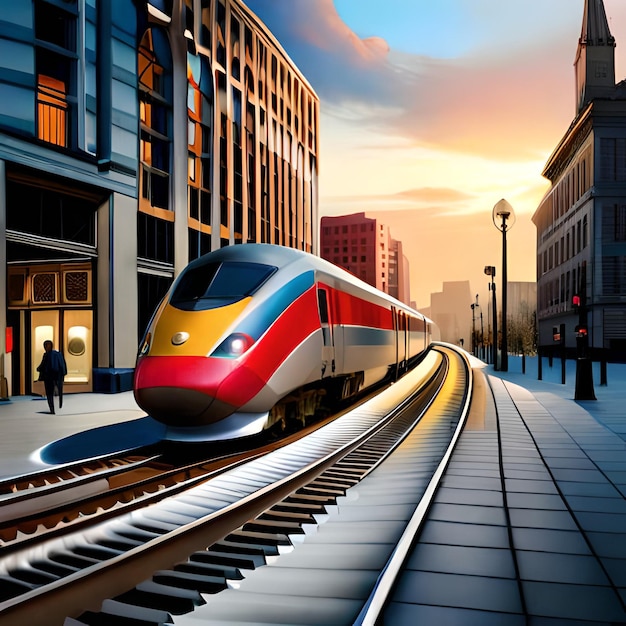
[244,0,626,309]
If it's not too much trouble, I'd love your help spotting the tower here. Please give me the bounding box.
[574,0,616,114]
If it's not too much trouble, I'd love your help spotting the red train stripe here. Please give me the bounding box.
[216,286,320,405]
[320,282,395,330]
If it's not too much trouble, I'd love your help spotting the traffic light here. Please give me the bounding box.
[575,325,588,338]
[572,294,581,309]
[553,323,565,344]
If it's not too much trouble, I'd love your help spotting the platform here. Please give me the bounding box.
[0,356,625,623]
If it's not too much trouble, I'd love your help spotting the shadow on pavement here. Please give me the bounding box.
[39,417,168,464]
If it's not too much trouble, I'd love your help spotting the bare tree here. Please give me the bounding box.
[507,301,537,357]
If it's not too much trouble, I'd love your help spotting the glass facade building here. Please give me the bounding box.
[0,0,319,396]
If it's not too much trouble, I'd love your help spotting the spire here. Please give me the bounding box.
[574,0,616,114]
[579,0,615,47]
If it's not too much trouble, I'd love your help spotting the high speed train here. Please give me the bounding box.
[134,244,437,439]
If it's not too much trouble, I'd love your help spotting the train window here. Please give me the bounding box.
[171,261,276,310]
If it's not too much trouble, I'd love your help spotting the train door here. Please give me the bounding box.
[392,306,398,380]
[399,310,407,373]
[392,307,408,379]
[317,287,335,377]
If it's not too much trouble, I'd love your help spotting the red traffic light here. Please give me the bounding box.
[572,294,581,307]
[575,325,588,337]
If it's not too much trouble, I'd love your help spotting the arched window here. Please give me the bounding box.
[138,28,172,213]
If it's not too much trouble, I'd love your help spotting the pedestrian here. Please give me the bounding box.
[37,340,67,414]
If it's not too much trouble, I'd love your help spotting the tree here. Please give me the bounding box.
[507,301,537,356]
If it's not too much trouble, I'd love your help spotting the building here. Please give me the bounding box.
[532,0,626,360]
[388,238,410,305]
[421,281,473,349]
[0,0,319,397]
[320,212,411,305]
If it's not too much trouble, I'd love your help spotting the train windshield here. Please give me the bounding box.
[170,261,277,310]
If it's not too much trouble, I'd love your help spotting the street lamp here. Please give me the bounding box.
[492,199,515,372]
[485,266,497,368]
[574,261,596,400]
[471,298,477,356]
[470,294,480,358]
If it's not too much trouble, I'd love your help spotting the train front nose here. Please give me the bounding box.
[134,382,236,426]
[134,299,252,426]
[134,354,238,426]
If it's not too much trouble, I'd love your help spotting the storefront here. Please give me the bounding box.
[4,169,101,397]
[7,262,93,395]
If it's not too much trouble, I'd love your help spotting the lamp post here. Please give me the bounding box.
[471,299,477,356]
[480,308,484,359]
[493,199,515,372]
[470,294,480,358]
[574,260,596,400]
[485,266,497,368]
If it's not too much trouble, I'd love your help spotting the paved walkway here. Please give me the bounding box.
[0,391,151,479]
[383,357,626,624]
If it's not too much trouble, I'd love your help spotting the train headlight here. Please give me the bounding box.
[139,332,152,356]
[212,332,254,358]
[171,331,190,346]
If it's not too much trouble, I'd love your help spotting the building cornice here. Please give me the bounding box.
[542,104,593,182]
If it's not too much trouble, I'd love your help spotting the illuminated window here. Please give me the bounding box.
[37,73,68,146]
[35,1,76,148]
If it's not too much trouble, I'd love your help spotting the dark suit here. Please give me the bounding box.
[37,350,67,414]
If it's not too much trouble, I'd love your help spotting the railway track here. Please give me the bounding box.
[0,448,270,551]
[0,344,471,626]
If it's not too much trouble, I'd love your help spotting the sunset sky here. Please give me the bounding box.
[245,0,626,309]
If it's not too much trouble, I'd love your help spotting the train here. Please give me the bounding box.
[133,244,438,439]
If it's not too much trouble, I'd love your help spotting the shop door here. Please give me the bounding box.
[30,309,93,395]
[31,310,59,397]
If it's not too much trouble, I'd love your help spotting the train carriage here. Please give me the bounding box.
[134,244,436,438]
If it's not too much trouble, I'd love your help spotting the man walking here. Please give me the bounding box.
[37,340,67,414]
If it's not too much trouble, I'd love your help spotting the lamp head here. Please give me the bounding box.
[492,199,515,231]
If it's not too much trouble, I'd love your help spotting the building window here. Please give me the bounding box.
[35,1,77,148]
[200,0,211,51]
[600,138,626,182]
[610,205,626,242]
[231,15,240,81]
[6,179,96,247]
[187,52,213,260]
[216,0,226,67]
[602,256,626,296]
[137,211,173,263]
[138,28,172,212]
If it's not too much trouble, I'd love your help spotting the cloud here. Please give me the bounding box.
[395,187,474,204]
[245,0,626,163]
[245,0,394,105]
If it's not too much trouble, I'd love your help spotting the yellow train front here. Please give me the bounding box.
[134,244,435,439]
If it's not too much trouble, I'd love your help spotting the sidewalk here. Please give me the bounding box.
[489,355,626,444]
[0,391,157,479]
